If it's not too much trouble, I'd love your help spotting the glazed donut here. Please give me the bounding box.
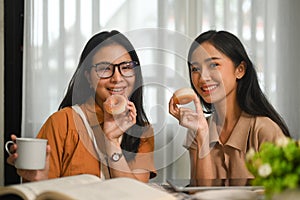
[173,87,195,105]
[104,95,127,115]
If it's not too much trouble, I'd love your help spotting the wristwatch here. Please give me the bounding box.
[110,152,123,162]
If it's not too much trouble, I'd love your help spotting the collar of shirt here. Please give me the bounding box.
[208,111,253,154]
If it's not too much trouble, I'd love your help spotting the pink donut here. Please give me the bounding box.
[104,95,127,115]
[173,87,195,105]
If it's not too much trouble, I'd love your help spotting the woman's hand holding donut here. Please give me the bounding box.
[6,134,51,182]
[169,87,197,121]
[104,95,127,115]
[169,88,208,133]
[103,96,137,144]
[112,101,137,132]
[180,94,209,133]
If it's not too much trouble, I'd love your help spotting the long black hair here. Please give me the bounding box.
[187,30,290,137]
[59,30,150,160]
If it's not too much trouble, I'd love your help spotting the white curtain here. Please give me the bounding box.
[23,0,300,182]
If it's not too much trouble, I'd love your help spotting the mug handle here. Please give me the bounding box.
[5,141,15,156]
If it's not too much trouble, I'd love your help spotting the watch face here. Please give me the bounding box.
[111,153,122,162]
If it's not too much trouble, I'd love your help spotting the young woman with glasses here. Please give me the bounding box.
[7,30,156,183]
[169,30,290,185]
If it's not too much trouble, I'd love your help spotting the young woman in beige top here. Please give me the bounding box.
[169,30,290,185]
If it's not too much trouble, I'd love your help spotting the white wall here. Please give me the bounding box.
[0,0,4,186]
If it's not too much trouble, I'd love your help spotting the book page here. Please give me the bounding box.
[36,177,177,200]
[0,174,101,200]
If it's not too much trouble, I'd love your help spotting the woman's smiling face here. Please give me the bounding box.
[190,42,241,104]
[86,44,135,105]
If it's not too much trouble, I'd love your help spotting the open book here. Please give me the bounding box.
[0,174,176,200]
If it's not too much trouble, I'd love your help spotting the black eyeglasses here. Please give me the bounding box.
[92,61,139,78]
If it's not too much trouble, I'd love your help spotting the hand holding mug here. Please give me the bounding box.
[6,134,51,181]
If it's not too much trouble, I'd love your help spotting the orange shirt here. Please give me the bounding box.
[37,98,156,179]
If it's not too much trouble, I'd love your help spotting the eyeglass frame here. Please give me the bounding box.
[91,60,139,79]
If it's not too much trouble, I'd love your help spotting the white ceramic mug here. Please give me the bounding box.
[5,138,48,170]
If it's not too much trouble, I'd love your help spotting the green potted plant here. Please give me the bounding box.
[246,137,300,199]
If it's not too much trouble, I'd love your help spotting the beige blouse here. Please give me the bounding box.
[185,111,285,183]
